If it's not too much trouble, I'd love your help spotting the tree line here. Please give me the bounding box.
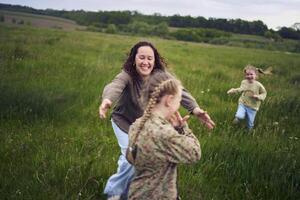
[1,3,299,40]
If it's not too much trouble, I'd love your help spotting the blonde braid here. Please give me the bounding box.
[131,81,166,145]
[127,79,175,163]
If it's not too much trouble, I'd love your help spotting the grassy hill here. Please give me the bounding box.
[0,10,85,30]
[0,23,299,199]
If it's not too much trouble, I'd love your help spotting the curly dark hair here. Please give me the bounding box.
[123,41,167,81]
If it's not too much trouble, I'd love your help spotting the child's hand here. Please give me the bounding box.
[99,98,112,119]
[252,94,259,100]
[227,88,235,94]
[169,111,190,128]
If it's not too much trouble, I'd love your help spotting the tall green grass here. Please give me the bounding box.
[0,24,299,199]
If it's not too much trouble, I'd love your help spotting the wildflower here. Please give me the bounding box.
[201,90,204,94]
[273,122,279,126]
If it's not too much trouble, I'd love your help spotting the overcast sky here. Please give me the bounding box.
[1,0,300,29]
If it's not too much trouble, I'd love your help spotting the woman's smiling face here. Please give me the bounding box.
[135,46,155,79]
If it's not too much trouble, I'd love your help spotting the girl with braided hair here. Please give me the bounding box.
[126,72,201,200]
[227,64,272,130]
[99,41,214,200]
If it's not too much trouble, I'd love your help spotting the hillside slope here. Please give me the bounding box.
[0,10,85,30]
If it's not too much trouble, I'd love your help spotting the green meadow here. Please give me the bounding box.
[0,24,299,199]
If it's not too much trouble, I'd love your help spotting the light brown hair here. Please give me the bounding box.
[243,64,272,77]
[126,72,181,164]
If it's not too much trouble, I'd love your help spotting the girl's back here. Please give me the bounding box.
[128,113,201,200]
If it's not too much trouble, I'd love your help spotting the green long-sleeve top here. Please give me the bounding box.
[101,69,200,133]
[231,80,267,110]
[128,113,201,200]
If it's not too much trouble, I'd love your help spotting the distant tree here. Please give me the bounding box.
[251,20,268,35]
[0,3,274,37]
[278,27,300,40]
[169,14,183,27]
[171,28,231,43]
[195,16,207,27]
[99,11,132,25]
[0,14,4,22]
[12,18,16,24]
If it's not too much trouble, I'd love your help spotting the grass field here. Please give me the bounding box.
[0,23,299,200]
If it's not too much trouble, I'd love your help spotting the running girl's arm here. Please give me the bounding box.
[227,80,246,94]
[253,83,267,101]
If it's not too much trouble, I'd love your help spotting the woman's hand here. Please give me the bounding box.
[169,111,190,128]
[99,99,112,119]
[193,107,215,130]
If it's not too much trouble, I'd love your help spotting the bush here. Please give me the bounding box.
[264,31,282,41]
[293,42,300,53]
[17,19,24,25]
[0,14,4,22]
[91,22,106,28]
[127,21,152,35]
[210,37,229,45]
[86,25,103,32]
[171,28,231,43]
[106,24,117,34]
[152,22,169,37]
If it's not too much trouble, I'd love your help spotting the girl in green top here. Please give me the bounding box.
[227,65,271,129]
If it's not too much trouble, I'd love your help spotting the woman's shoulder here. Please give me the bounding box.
[118,69,131,78]
[111,69,133,85]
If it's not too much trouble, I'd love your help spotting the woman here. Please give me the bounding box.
[99,41,214,200]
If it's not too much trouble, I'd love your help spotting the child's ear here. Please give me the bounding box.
[165,95,174,107]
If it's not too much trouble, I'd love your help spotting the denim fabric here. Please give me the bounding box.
[104,120,135,199]
[235,103,257,129]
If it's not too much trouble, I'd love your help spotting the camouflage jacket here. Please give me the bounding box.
[127,113,201,200]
